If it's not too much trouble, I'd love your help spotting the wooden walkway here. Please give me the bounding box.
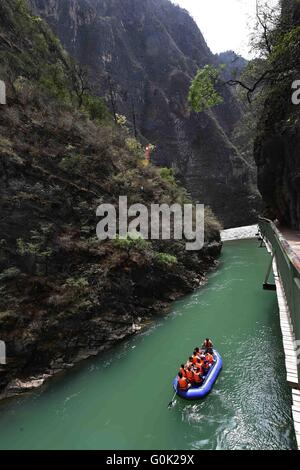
[273,260,299,388]
[263,237,300,449]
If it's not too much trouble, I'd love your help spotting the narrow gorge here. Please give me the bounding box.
[1,0,300,453]
[30,0,261,228]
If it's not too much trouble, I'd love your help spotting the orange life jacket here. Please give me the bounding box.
[206,353,214,364]
[194,363,204,375]
[178,377,189,390]
[193,371,203,384]
[179,367,186,377]
[185,369,194,381]
[192,355,199,364]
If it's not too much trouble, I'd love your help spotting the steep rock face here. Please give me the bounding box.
[255,87,300,228]
[30,0,260,227]
[216,50,247,81]
[254,0,300,229]
[0,0,222,398]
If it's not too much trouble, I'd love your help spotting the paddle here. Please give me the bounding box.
[168,391,177,409]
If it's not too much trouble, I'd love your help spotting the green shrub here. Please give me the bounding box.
[82,94,109,121]
[125,138,143,158]
[160,167,176,184]
[0,267,21,282]
[113,234,150,251]
[59,154,85,174]
[16,235,53,259]
[38,63,72,105]
[64,277,89,289]
[154,252,178,266]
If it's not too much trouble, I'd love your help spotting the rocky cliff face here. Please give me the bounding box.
[30,0,260,228]
[0,0,222,398]
[254,0,300,229]
[216,50,247,81]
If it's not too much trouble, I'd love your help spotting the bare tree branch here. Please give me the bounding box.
[224,69,273,103]
[256,0,273,56]
[67,63,91,107]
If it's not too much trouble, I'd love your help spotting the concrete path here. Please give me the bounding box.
[221,224,258,242]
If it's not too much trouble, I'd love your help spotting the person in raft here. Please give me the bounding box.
[205,351,214,365]
[192,350,199,365]
[202,338,213,354]
[193,358,203,374]
[185,356,194,369]
[193,368,204,387]
[185,366,195,384]
[177,372,191,391]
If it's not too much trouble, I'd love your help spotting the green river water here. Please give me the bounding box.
[0,239,297,450]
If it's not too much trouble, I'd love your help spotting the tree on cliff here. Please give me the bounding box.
[188,0,298,111]
[188,65,224,112]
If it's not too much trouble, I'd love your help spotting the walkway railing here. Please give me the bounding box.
[259,217,300,382]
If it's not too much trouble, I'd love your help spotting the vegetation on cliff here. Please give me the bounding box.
[187,0,299,225]
[29,0,261,228]
[211,0,300,229]
[252,0,300,228]
[0,0,222,397]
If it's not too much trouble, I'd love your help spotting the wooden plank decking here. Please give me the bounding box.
[263,237,300,449]
[273,260,299,388]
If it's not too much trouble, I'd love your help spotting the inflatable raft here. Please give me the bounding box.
[173,350,223,400]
